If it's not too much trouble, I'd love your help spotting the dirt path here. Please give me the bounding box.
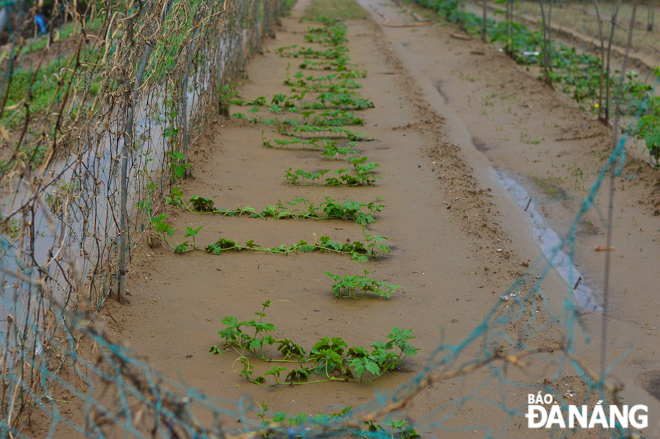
[362,0,660,427]
[97,0,660,436]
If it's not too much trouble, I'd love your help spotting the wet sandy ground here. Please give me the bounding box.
[80,0,660,436]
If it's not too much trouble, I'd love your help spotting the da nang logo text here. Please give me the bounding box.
[525,393,648,429]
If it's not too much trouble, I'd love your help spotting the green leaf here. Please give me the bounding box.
[163,127,180,138]
[351,253,369,262]
[264,366,287,376]
[184,225,203,238]
[384,419,407,429]
[348,346,368,358]
[388,327,415,342]
[272,413,287,423]
[190,195,215,212]
[330,406,352,418]
[286,368,310,382]
[277,339,306,358]
[221,316,238,327]
[174,241,189,254]
[349,358,366,378]
[151,214,168,224]
[365,359,381,376]
[153,220,175,238]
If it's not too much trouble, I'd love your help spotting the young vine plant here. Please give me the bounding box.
[165,192,384,225]
[209,300,419,385]
[325,269,401,299]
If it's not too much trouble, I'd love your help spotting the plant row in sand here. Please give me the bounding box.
[229,90,374,112]
[151,211,391,260]
[154,17,415,394]
[249,403,421,439]
[284,161,380,186]
[209,300,418,385]
[228,108,365,127]
[205,18,413,389]
[166,192,384,225]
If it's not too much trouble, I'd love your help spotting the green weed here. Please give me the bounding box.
[285,166,380,186]
[279,124,372,140]
[325,269,401,298]
[303,0,369,21]
[531,175,565,197]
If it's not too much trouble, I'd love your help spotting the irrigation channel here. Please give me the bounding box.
[3,0,660,436]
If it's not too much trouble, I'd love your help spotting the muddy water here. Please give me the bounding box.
[87,0,660,437]
[494,170,598,310]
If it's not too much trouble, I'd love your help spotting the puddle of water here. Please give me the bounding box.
[495,170,601,310]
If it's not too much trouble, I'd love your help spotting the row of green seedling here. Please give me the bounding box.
[279,125,372,141]
[285,69,367,85]
[277,45,348,60]
[413,0,657,121]
[209,300,417,385]
[298,57,356,71]
[151,210,391,260]
[304,19,348,47]
[234,91,373,113]
[284,162,380,187]
[205,231,390,261]
[166,191,384,226]
[251,403,420,439]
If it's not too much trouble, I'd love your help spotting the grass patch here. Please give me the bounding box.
[303,0,368,20]
[3,46,105,129]
[531,175,565,198]
[20,17,105,56]
[2,58,68,129]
